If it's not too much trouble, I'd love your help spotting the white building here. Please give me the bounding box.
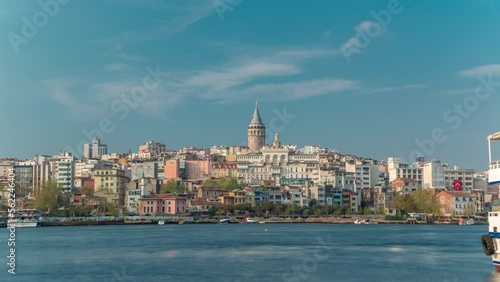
[84,136,108,159]
[422,160,445,189]
[443,165,475,191]
[50,152,76,192]
[139,141,166,157]
[387,157,423,184]
[346,160,380,191]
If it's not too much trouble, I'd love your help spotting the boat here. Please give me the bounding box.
[219,219,230,224]
[481,132,500,270]
[466,219,475,225]
[354,219,362,224]
[7,209,42,228]
[158,220,165,225]
[246,218,259,224]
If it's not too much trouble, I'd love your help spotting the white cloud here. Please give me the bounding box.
[459,64,500,77]
[235,78,359,101]
[340,21,385,51]
[186,62,300,91]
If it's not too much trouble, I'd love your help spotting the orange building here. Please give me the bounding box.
[164,159,180,182]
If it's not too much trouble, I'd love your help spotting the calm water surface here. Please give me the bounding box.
[0,224,499,281]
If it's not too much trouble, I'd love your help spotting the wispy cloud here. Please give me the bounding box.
[459,64,500,77]
[365,84,426,94]
[185,62,300,91]
[95,1,214,45]
[341,21,384,50]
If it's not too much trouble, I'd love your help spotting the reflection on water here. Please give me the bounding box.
[488,272,500,282]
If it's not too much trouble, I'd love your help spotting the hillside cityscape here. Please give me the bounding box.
[0,102,494,219]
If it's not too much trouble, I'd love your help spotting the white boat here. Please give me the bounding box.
[246,218,259,224]
[158,220,165,225]
[354,219,362,224]
[219,219,230,224]
[466,219,474,225]
[7,209,42,228]
[482,132,500,270]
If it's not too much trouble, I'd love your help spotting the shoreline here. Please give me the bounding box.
[22,216,486,227]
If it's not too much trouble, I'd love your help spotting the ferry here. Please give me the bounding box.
[482,132,500,270]
[7,209,43,228]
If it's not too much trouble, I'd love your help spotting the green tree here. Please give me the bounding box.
[411,188,440,215]
[391,194,405,215]
[208,205,218,215]
[332,203,342,216]
[302,209,310,217]
[376,207,386,215]
[34,182,62,214]
[160,180,187,194]
[363,207,372,215]
[201,179,219,187]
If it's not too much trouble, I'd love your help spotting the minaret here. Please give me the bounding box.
[248,101,266,152]
[140,172,147,197]
[273,133,281,149]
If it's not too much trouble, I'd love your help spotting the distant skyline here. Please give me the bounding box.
[1,0,500,171]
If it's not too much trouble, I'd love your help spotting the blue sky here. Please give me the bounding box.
[1,0,500,171]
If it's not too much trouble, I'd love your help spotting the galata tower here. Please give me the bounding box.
[248,101,266,152]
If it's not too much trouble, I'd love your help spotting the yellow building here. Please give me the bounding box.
[229,189,248,205]
[94,168,126,205]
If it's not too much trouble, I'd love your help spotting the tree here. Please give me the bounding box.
[201,177,243,191]
[376,207,386,215]
[411,188,440,215]
[463,205,475,217]
[391,194,405,215]
[160,180,187,194]
[363,207,372,215]
[34,182,62,214]
[332,203,342,216]
[208,205,218,215]
[81,187,94,197]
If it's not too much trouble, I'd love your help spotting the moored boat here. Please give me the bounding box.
[7,209,42,228]
[158,220,165,225]
[219,219,230,224]
[246,218,258,224]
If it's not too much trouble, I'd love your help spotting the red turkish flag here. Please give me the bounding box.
[453,179,463,191]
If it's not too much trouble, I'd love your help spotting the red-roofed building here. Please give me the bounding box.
[138,194,187,215]
[436,191,477,216]
[211,162,237,178]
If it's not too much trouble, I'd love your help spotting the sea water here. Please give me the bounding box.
[0,224,498,282]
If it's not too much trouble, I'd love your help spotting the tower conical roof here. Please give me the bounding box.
[250,101,263,125]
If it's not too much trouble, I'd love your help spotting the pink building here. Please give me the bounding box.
[186,159,211,180]
[138,194,187,215]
